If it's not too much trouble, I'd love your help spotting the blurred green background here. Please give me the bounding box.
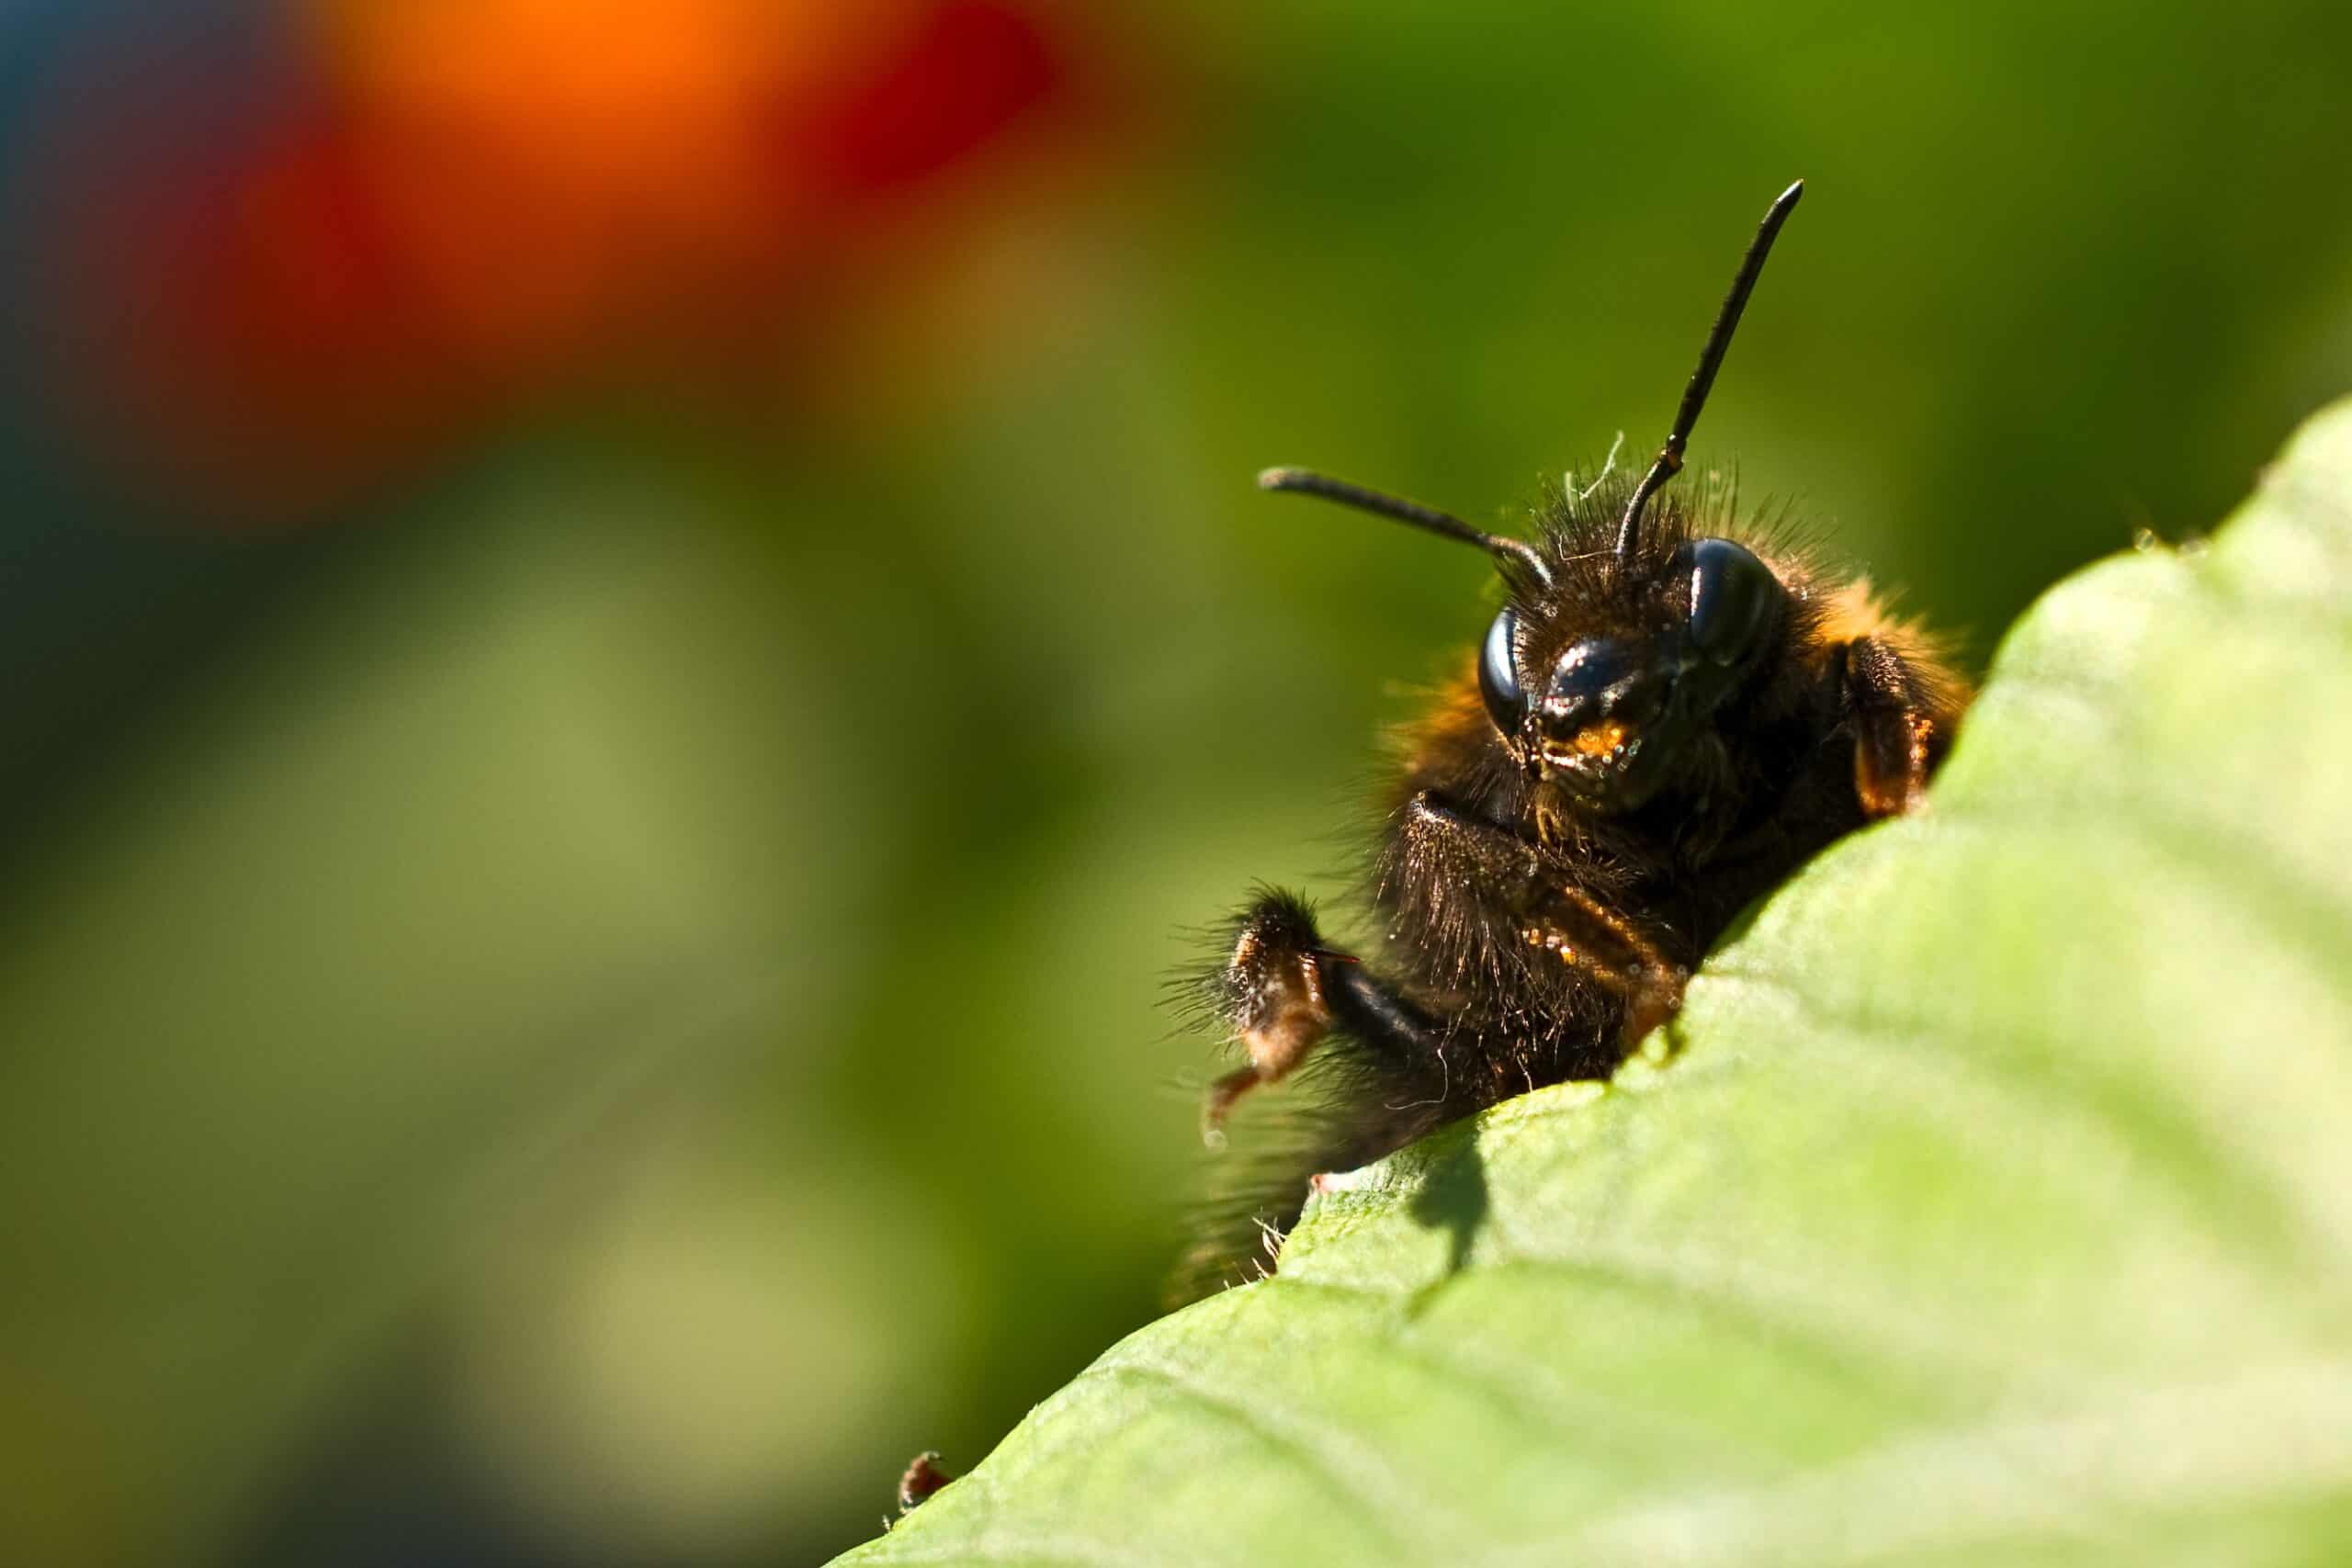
[0,2,2346,1564]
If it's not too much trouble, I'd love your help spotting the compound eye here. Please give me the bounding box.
[1687,538,1781,666]
[1477,606,1525,734]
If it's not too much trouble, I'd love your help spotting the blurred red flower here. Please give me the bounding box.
[30,0,1091,523]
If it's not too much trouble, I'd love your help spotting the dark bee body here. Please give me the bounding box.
[1177,184,1969,1300]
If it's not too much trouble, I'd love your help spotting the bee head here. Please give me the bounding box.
[1257,179,1807,816]
[1477,533,1787,811]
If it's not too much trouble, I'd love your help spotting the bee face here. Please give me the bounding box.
[1478,536,1790,812]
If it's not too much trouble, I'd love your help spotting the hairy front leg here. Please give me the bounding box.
[1203,890,1448,1138]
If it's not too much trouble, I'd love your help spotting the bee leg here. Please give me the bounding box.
[1615,966,1689,1055]
[1399,795,1687,1055]
[1843,636,1938,818]
[1204,893,1341,1137]
[1521,880,1690,1052]
[1205,891,1447,1139]
[1203,1065,1266,1135]
[898,1451,953,1514]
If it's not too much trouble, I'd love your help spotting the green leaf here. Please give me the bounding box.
[836,399,2352,1567]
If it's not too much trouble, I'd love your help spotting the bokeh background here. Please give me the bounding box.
[2,2,2347,1564]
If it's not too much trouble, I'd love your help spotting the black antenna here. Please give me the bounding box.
[1259,467,1552,584]
[1614,179,1805,562]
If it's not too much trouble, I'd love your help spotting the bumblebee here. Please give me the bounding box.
[1180,182,1969,1297]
